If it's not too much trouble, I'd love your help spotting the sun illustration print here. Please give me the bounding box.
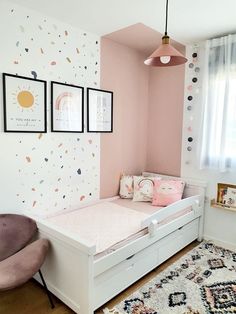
[12,86,39,111]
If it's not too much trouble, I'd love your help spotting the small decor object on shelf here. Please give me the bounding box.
[217,183,236,205]
[87,88,113,133]
[211,183,236,212]
[3,73,47,133]
[51,81,84,133]
[217,183,228,204]
[224,187,236,206]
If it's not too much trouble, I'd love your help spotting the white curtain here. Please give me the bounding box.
[199,34,236,172]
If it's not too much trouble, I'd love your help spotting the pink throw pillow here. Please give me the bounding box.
[152,179,185,206]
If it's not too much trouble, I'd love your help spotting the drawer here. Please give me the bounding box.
[94,243,158,309]
[94,218,199,309]
[158,231,182,264]
[158,218,199,265]
[181,217,199,246]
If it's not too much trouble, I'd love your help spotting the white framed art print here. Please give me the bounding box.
[87,87,113,133]
[3,73,47,133]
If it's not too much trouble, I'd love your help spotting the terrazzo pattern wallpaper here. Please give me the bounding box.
[0,1,100,216]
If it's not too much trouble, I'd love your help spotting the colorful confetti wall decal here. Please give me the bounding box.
[31,70,37,79]
[0,1,100,216]
[26,156,31,163]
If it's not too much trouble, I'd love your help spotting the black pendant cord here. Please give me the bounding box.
[165,0,169,36]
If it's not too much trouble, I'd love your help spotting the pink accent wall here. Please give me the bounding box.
[100,37,149,198]
[146,65,185,176]
[100,24,185,198]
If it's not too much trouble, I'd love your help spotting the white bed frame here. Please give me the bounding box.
[33,173,206,314]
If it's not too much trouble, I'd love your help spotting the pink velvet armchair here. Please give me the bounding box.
[0,214,54,308]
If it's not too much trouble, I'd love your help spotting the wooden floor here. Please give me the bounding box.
[0,241,198,314]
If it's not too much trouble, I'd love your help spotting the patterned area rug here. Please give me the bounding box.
[104,242,236,314]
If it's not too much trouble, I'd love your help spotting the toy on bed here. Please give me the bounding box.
[119,174,185,206]
[152,180,185,206]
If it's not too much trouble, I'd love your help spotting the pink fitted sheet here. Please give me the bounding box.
[46,198,192,258]
[47,201,149,254]
[96,200,191,258]
[111,198,162,214]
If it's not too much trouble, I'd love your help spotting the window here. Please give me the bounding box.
[199,34,236,172]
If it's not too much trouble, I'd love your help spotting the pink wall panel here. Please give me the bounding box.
[146,66,185,176]
[100,26,185,198]
[100,37,149,198]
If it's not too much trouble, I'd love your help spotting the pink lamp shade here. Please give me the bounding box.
[144,36,187,67]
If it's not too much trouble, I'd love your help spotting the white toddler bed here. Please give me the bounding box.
[32,173,206,314]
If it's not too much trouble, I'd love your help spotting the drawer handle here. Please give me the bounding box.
[178,226,183,230]
[126,264,134,271]
[126,254,135,260]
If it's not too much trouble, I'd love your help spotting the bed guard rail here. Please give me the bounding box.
[141,195,202,237]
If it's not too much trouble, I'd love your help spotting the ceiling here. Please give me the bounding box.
[104,23,185,56]
[9,0,236,44]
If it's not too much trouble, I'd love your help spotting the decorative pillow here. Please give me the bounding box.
[133,176,161,202]
[119,175,134,199]
[152,179,185,206]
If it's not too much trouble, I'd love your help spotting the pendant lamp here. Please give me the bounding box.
[144,0,187,67]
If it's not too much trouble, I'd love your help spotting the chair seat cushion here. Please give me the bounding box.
[0,214,37,261]
[0,238,49,290]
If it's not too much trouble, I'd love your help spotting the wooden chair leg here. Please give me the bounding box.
[38,269,55,309]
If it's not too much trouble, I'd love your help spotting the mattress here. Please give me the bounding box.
[47,198,191,258]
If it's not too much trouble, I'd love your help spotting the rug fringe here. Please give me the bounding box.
[103,307,122,314]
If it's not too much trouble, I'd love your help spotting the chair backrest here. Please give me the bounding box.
[0,214,37,262]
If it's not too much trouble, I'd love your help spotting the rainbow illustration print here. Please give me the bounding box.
[52,82,84,132]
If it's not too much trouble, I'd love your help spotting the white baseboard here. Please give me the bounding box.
[204,234,236,251]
